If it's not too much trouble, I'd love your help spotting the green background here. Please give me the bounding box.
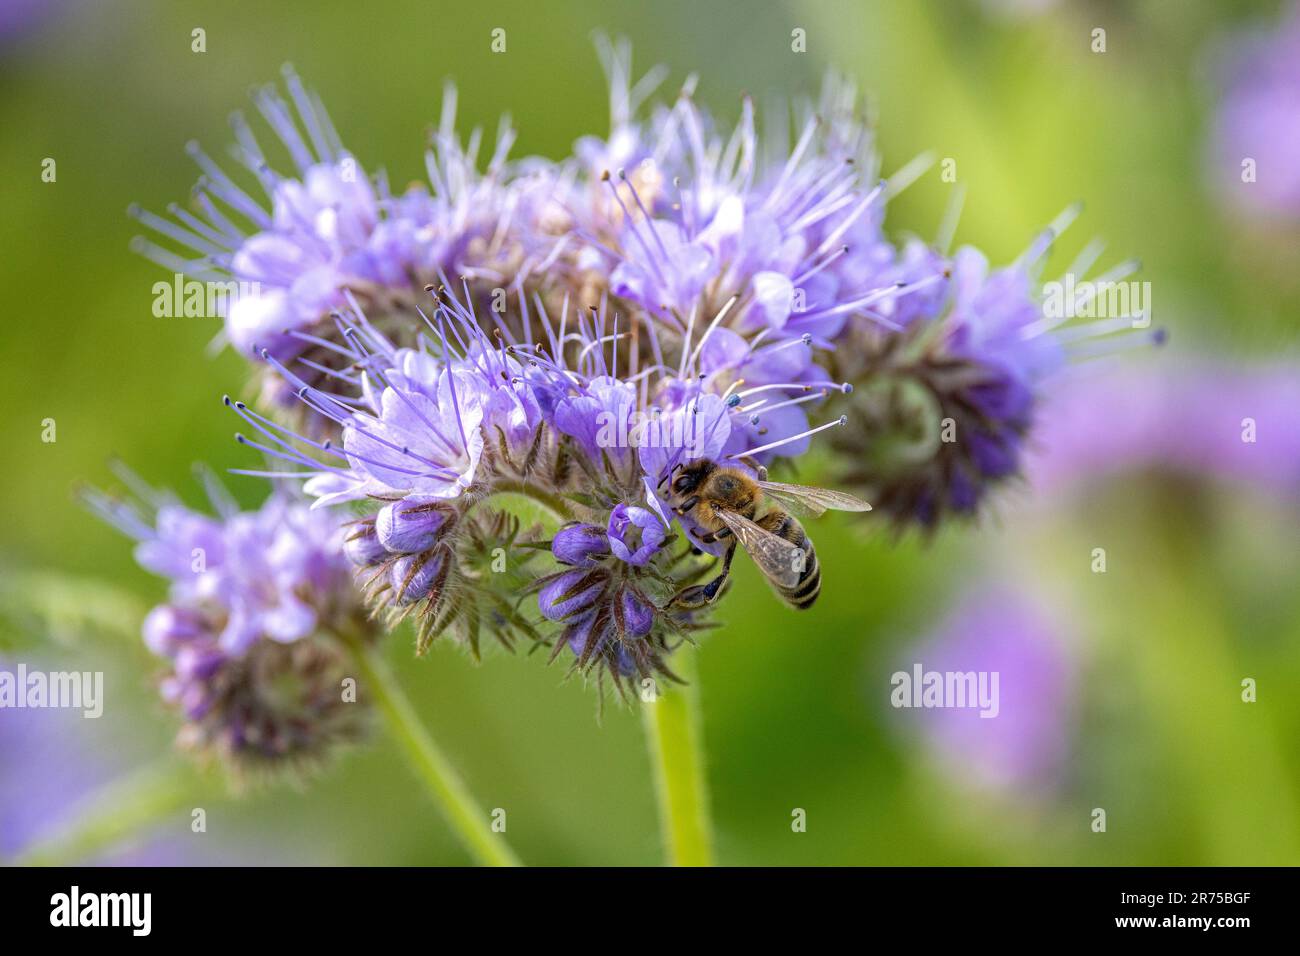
[2,0,1298,865]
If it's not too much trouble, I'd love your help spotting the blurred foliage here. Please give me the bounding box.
[1,0,1297,865]
[0,568,148,653]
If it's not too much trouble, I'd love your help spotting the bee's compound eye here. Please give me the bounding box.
[717,477,736,493]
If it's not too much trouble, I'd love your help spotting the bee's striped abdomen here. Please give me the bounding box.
[758,512,822,610]
[786,540,820,609]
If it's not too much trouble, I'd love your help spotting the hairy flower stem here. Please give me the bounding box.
[14,758,204,866]
[346,638,522,867]
[486,479,575,523]
[641,647,715,866]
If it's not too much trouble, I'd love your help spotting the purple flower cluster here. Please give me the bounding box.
[829,207,1160,527]
[125,39,1150,687]
[84,472,369,772]
[132,70,534,414]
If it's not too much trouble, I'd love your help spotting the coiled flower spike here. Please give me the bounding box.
[828,207,1164,528]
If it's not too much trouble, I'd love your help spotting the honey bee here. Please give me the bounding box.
[667,459,872,610]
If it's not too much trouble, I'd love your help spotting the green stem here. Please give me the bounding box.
[487,479,575,523]
[348,639,522,867]
[15,759,203,867]
[641,646,715,866]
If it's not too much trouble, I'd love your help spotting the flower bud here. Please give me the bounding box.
[552,522,611,566]
[344,522,388,567]
[564,612,601,657]
[947,469,977,514]
[830,360,1033,528]
[966,427,1019,480]
[375,498,449,554]
[539,569,607,622]
[389,551,446,605]
[563,613,638,677]
[617,586,656,638]
[613,644,637,677]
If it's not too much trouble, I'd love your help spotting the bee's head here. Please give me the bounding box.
[671,459,715,496]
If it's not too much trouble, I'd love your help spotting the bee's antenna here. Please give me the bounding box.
[737,454,767,479]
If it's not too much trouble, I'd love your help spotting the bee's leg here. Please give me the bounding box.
[674,496,700,516]
[667,585,711,610]
[668,543,736,609]
[700,543,737,600]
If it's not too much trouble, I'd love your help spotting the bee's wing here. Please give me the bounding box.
[715,510,805,590]
[758,480,873,517]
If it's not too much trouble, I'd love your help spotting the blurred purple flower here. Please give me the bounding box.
[83,473,370,771]
[892,587,1075,795]
[0,0,66,44]
[0,659,277,863]
[1028,358,1300,500]
[830,209,1161,528]
[1209,3,1300,220]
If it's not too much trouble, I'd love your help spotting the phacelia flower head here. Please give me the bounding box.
[533,483,685,689]
[225,279,869,690]
[534,494,676,683]
[568,50,932,338]
[84,466,371,777]
[830,207,1163,528]
[188,38,1151,694]
[521,41,949,476]
[131,69,555,424]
